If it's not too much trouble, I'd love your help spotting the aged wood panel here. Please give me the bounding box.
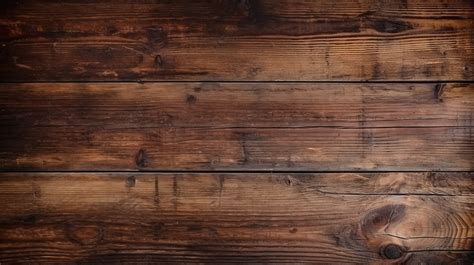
[3,126,474,171]
[0,0,473,81]
[1,82,474,128]
[0,172,472,264]
[1,82,473,171]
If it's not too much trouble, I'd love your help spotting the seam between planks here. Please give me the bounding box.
[1,80,474,84]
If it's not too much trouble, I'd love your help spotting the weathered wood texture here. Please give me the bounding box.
[1,1,473,264]
[0,0,473,81]
[1,82,473,171]
[0,172,472,264]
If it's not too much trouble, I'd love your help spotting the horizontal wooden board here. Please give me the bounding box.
[1,82,473,171]
[0,172,472,264]
[0,0,473,81]
[2,82,474,128]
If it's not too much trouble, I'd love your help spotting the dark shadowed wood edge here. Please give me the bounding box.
[0,172,472,264]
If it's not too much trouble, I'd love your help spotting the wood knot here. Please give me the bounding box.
[368,19,413,34]
[360,204,406,238]
[126,175,136,188]
[66,224,104,245]
[240,0,265,24]
[154,55,163,67]
[434,83,445,102]
[106,25,118,35]
[145,26,167,48]
[21,214,38,224]
[153,222,165,239]
[33,183,42,199]
[380,244,405,259]
[186,94,197,105]
[135,148,147,168]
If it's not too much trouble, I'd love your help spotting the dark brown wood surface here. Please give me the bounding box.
[1,83,473,171]
[1,1,473,263]
[0,172,472,264]
[0,0,473,81]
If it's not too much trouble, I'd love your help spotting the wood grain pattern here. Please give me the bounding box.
[1,1,473,263]
[1,82,473,171]
[0,172,472,264]
[0,0,473,81]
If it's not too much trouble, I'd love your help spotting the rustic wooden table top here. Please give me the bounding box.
[0,1,473,264]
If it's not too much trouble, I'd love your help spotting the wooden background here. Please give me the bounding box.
[0,0,473,264]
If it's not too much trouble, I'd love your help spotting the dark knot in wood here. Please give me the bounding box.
[380,244,404,259]
[135,148,148,168]
[126,175,136,187]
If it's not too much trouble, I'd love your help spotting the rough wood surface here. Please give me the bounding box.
[1,1,473,263]
[0,172,472,264]
[0,0,473,81]
[1,82,473,171]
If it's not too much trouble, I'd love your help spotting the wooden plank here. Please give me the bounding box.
[0,0,472,81]
[2,82,473,128]
[0,172,472,264]
[1,82,473,171]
